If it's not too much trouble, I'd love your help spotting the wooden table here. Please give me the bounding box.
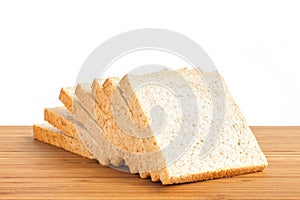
[0,126,299,199]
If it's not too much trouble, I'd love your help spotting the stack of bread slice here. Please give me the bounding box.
[33,67,268,184]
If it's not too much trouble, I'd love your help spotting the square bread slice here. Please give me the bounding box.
[96,69,204,181]
[117,68,268,184]
[33,123,92,158]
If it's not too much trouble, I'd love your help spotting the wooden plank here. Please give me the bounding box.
[0,126,299,199]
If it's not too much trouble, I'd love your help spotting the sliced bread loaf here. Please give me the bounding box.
[45,68,267,184]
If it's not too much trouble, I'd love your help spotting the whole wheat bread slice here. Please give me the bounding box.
[36,106,93,158]
[33,123,92,158]
[95,69,202,180]
[117,68,268,184]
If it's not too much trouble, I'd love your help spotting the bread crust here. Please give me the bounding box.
[161,164,267,185]
[59,87,74,113]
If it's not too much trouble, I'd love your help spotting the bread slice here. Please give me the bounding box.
[99,69,205,180]
[94,71,202,180]
[44,107,77,138]
[59,87,74,113]
[117,68,268,184]
[36,106,93,159]
[33,123,92,158]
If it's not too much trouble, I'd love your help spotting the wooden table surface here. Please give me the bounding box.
[0,126,299,199]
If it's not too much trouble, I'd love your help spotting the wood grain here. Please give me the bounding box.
[0,126,299,200]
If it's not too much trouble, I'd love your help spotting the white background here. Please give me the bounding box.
[0,0,299,125]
